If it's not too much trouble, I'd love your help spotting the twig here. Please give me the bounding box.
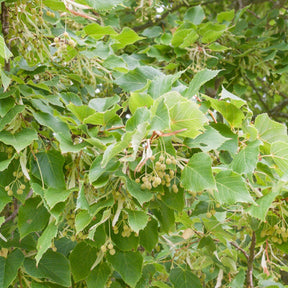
[246,231,256,288]
[230,241,249,259]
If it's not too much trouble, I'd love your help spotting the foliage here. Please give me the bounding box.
[0,0,288,287]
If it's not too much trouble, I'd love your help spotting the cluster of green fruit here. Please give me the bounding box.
[101,241,116,255]
[261,224,288,244]
[136,154,179,193]
[4,171,26,196]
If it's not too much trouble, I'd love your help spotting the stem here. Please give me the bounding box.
[1,1,10,71]
[246,231,256,288]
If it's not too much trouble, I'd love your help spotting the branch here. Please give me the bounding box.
[230,241,249,260]
[246,231,256,288]
[244,76,270,112]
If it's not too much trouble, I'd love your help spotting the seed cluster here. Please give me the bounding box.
[136,154,179,194]
[261,224,288,244]
[101,242,116,255]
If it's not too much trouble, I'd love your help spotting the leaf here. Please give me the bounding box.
[0,187,10,213]
[115,66,162,92]
[139,218,159,252]
[0,70,11,91]
[84,0,124,11]
[89,95,120,112]
[150,98,170,131]
[126,209,149,233]
[0,35,13,60]
[107,251,143,287]
[76,184,89,211]
[44,187,73,209]
[215,170,255,205]
[204,95,245,128]
[30,150,66,189]
[185,69,221,97]
[271,141,288,173]
[101,131,133,168]
[35,221,58,265]
[164,92,207,138]
[246,190,279,221]
[89,155,120,183]
[0,155,14,172]
[148,71,182,99]
[0,249,24,288]
[126,107,150,132]
[184,5,205,25]
[86,262,111,288]
[231,140,261,174]
[181,152,215,192]
[126,178,153,206]
[0,105,24,131]
[255,114,288,143]
[24,250,71,287]
[0,128,38,153]
[170,267,202,288]
[161,186,185,211]
[111,27,144,50]
[184,126,229,152]
[69,242,98,282]
[129,92,154,114]
[18,197,50,239]
[220,86,246,108]
[0,97,14,117]
[67,104,95,122]
[84,23,117,39]
[217,9,235,23]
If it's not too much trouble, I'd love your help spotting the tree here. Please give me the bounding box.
[0,0,288,287]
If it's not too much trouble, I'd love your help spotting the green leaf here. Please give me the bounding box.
[107,251,143,287]
[76,184,89,211]
[0,105,24,131]
[139,218,158,252]
[87,262,111,288]
[89,95,120,112]
[84,23,117,39]
[150,98,170,131]
[75,210,92,233]
[271,141,288,173]
[0,128,37,153]
[215,170,255,205]
[18,197,50,239]
[126,209,149,233]
[0,70,11,91]
[204,95,245,128]
[184,126,229,152]
[255,114,288,143]
[129,92,154,114]
[0,155,14,172]
[181,152,215,192]
[0,35,13,60]
[231,140,260,174]
[126,107,150,131]
[67,104,95,122]
[115,66,162,92]
[217,10,235,23]
[89,155,120,183]
[0,249,24,288]
[44,187,73,209]
[0,187,10,212]
[31,150,66,189]
[148,72,182,99]
[161,186,185,211]
[70,242,97,282]
[0,97,15,117]
[246,190,279,221]
[84,0,124,11]
[171,29,198,48]
[111,27,144,50]
[24,250,71,287]
[101,131,133,168]
[164,92,207,138]
[35,221,58,264]
[184,5,205,25]
[185,69,221,97]
[126,178,153,206]
[170,267,202,288]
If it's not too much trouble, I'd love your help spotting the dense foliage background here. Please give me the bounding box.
[1,0,288,287]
